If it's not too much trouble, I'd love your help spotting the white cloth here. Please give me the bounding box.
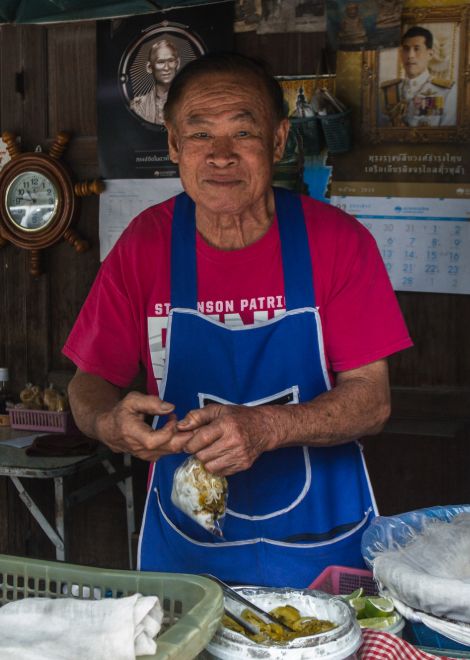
[372,514,470,623]
[385,594,470,647]
[0,593,163,660]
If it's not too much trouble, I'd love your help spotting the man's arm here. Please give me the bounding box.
[67,368,192,461]
[178,358,390,476]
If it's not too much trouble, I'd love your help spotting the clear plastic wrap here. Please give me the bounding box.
[361,505,470,567]
[361,506,470,626]
[171,456,228,537]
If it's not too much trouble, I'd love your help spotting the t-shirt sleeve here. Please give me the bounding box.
[315,208,413,373]
[62,237,141,388]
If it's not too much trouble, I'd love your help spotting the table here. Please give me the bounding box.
[0,427,135,567]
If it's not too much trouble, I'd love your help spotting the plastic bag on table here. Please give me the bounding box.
[171,456,228,538]
[360,506,470,624]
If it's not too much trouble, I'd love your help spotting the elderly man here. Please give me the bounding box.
[380,26,457,127]
[130,38,180,125]
[64,53,412,587]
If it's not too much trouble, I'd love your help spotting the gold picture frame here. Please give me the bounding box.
[361,5,470,143]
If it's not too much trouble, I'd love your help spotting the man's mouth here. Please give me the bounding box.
[205,179,241,187]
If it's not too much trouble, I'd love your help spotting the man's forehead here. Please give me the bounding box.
[176,74,270,116]
[403,36,428,48]
[180,72,263,100]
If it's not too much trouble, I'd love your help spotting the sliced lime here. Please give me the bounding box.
[358,613,400,630]
[349,597,367,619]
[363,596,395,619]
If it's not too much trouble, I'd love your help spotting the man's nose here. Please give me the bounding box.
[207,137,237,166]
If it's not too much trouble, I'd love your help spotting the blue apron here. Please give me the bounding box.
[138,187,377,587]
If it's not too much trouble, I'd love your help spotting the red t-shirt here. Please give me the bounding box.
[63,193,412,394]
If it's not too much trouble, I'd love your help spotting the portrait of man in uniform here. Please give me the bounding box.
[130,38,181,125]
[379,25,457,128]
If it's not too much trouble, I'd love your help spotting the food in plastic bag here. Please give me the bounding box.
[171,456,228,537]
[361,506,470,624]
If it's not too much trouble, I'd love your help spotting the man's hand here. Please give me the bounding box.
[177,404,279,476]
[176,359,391,476]
[68,369,193,462]
[95,391,193,461]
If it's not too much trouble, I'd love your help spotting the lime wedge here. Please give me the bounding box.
[363,597,395,619]
[358,613,400,630]
[342,587,364,601]
[349,597,367,619]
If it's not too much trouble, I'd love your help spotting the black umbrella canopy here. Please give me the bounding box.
[0,0,223,24]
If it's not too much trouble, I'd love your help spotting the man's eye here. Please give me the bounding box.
[236,131,250,138]
[192,132,210,139]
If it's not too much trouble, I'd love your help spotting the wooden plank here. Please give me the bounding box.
[363,430,470,516]
[47,22,97,139]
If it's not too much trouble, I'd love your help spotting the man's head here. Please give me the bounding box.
[164,52,286,126]
[163,52,289,218]
[400,26,433,79]
[146,39,180,86]
[345,3,359,18]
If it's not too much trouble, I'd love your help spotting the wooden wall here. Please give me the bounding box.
[0,21,468,567]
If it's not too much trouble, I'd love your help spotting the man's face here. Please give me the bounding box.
[346,4,358,18]
[166,73,289,218]
[400,36,433,79]
[147,45,180,85]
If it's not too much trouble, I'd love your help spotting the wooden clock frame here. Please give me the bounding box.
[0,131,104,276]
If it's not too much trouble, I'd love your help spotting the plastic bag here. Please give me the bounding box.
[361,506,470,625]
[361,505,470,567]
[171,456,228,537]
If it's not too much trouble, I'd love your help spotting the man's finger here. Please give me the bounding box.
[124,392,175,416]
[177,405,219,430]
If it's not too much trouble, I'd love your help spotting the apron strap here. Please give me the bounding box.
[275,187,316,310]
[171,192,197,309]
[170,188,316,310]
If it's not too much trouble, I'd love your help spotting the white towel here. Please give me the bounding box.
[0,593,163,660]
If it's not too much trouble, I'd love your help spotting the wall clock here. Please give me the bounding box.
[0,130,104,276]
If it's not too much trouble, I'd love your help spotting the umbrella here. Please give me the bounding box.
[0,0,222,24]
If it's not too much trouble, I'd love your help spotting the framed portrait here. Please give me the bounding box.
[361,5,470,143]
[97,5,233,178]
[119,24,206,127]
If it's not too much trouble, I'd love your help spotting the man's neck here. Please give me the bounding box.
[406,69,430,86]
[195,192,275,250]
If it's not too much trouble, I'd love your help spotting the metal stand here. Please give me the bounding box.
[0,436,135,568]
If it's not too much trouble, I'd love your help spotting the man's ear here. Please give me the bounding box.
[166,124,180,164]
[273,118,290,163]
[145,61,153,75]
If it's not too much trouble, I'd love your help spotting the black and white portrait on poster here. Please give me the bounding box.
[97,4,234,179]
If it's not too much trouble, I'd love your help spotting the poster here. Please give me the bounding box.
[97,3,233,179]
[234,0,326,34]
[326,0,403,51]
[329,6,470,189]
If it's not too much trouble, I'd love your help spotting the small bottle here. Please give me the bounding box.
[0,367,11,415]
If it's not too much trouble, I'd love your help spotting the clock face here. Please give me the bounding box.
[5,170,59,231]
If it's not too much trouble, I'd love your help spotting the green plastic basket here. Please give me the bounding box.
[0,554,223,660]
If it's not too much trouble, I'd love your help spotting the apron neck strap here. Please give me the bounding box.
[170,188,316,310]
[274,187,316,310]
[171,192,197,309]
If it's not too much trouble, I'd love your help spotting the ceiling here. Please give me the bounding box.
[0,0,223,24]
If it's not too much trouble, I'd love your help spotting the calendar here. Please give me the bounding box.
[99,179,183,261]
[331,196,470,294]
